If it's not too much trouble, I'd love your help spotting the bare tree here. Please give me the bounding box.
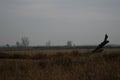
[46,40,51,47]
[21,36,29,48]
[67,41,72,47]
[16,41,20,47]
[6,44,10,47]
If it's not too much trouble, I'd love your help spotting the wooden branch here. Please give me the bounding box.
[92,34,109,53]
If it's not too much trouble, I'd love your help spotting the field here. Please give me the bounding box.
[0,48,120,80]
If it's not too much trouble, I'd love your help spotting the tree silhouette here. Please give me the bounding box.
[92,34,109,53]
[16,41,20,47]
[21,36,29,48]
[67,41,72,47]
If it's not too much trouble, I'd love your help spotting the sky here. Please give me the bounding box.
[0,0,120,46]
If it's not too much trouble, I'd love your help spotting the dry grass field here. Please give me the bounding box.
[0,48,120,80]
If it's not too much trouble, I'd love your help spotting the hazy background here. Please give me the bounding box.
[0,0,120,46]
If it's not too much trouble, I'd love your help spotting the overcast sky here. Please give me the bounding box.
[0,0,120,46]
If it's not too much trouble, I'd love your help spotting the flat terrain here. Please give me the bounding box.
[0,48,120,80]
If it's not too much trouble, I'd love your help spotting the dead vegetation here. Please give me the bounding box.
[0,48,120,80]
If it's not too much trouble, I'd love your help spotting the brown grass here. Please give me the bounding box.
[0,48,120,80]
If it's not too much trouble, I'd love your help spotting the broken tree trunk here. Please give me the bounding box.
[92,34,109,53]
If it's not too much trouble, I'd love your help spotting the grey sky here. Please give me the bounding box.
[0,0,120,46]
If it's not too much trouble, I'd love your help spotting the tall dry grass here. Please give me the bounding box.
[0,49,120,80]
